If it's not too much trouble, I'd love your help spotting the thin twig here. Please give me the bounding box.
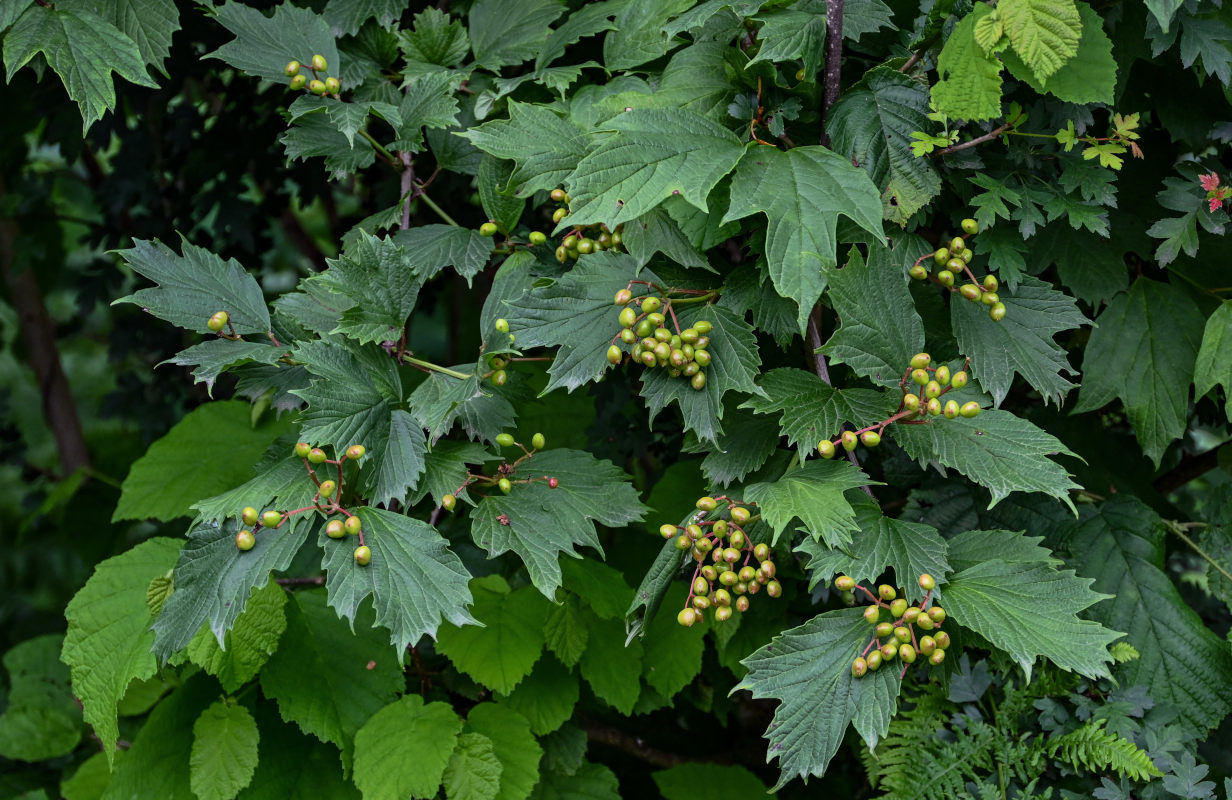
[276,576,326,586]
[932,121,1014,157]
[399,152,415,230]
[1167,522,1232,585]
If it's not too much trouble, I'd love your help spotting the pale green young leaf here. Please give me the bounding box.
[471,449,646,597]
[1074,278,1204,465]
[436,576,552,694]
[743,460,875,546]
[459,102,589,198]
[0,635,82,762]
[951,275,1088,407]
[186,579,287,693]
[931,4,1004,121]
[1001,3,1116,104]
[62,537,181,767]
[444,733,504,800]
[529,763,621,800]
[535,0,626,71]
[750,0,827,76]
[114,237,270,334]
[741,369,895,454]
[400,7,470,67]
[543,596,589,668]
[579,615,643,714]
[353,695,463,799]
[190,702,259,800]
[892,410,1081,508]
[999,0,1082,81]
[207,2,338,84]
[319,507,477,652]
[160,340,284,395]
[394,224,492,283]
[469,0,565,71]
[721,145,884,332]
[602,0,693,70]
[465,704,543,800]
[1194,301,1232,419]
[497,656,579,735]
[61,751,119,800]
[654,764,768,800]
[323,0,404,37]
[309,231,426,345]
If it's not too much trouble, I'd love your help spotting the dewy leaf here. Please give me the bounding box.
[892,410,1081,509]
[750,0,828,77]
[468,0,565,71]
[829,66,941,223]
[743,460,876,547]
[820,244,926,386]
[741,368,895,454]
[185,579,286,694]
[564,109,746,232]
[190,701,259,800]
[309,231,426,345]
[736,608,901,789]
[207,1,338,85]
[464,704,543,800]
[460,101,589,198]
[951,275,1088,408]
[62,537,181,767]
[1,3,159,133]
[435,575,552,694]
[931,4,1004,121]
[319,507,477,652]
[1074,278,1204,465]
[443,732,504,800]
[0,634,82,762]
[1070,496,1232,734]
[113,237,271,334]
[998,0,1082,82]
[1194,301,1232,419]
[722,145,884,332]
[353,695,464,799]
[1001,2,1116,104]
[471,449,646,597]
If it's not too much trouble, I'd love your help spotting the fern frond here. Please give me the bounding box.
[1045,719,1163,782]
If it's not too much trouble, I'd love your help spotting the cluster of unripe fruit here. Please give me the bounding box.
[667,496,781,627]
[476,189,627,258]
[844,573,952,677]
[606,289,714,391]
[909,219,1006,322]
[438,431,557,511]
[487,319,518,386]
[285,54,339,97]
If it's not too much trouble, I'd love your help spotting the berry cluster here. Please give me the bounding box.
[486,318,518,386]
[843,573,952,677]
[666,496,782,627]
[438,430,558,511]
[545,189,625,262]
[285,54,339,97]
[909,218,1006,322]
[606,287,715,391]
[234,442,371,566]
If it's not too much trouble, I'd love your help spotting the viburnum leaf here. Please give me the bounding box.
[207,1,339,85]
[681,402,780,487]
[741,369,895,455]
[113,237,271,335]
[394,224,493,284]
[160,340,284,395]
[736,608,902,789]
[399,7,470,68]
[0,635,82,763]
[410,440,500,507]
[721,145,884,332]
[185,578,286,694]
[829,67,941,223]
[743,460,876,547]
[479,154,525,235]
[998,0,1082,82]
[951,275,1088,407]
[282,114,376,178]
[464,704,543,800]
[97,0,179,74]
[1001,3,1116,104]
[389,72,462,152]
[622,207,712,272]
[460,101,588,198]
[931,4,1004,121]
[602,0,693,70]
[891,410,1081,508]
[234,705,360,799]
[596,41,734,122]
[579,614,644,714]
[655,764,769,800]
[308,231,426,345]
[323,0,405,37]
[1074,278,1204,465]
[796,496,951,602]
[353,695,464,799]
[368,409,429,507]
[191,447,319,524]
[563,109,746,232]
[664,0,768,39]
[943,530,1121,679]
[410,367,514,446]
[470,449,646,597]
[468,0,564,70]
[1194,301,1232,419]
[1069,496,1232,734]
[534,0,623,71]
[436,575,552,694]
[497,655,579,736]
[189,701,259,800]
[443,732,504,800]
[638,304,765,444]
[260,591,404,758]
[819,243,927,386]
[1034,225,1128,306]
[61,538,180,767]
[318,507,476,652]
[1145,177,1227,266]
[719,261,799,347]
[1145,0,1183,33]
[543,595,589,668]
[842,0,894,41]
[749,0,827,77]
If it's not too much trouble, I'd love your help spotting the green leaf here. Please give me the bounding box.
[409,367,514,446]
[160,340,284,395]
[742,368,895,454]
[390,72,462,152]
[436,575,552,694]
[1001,2,1116,104]
[0,635,81,762]
[743,460,875,546]
[1146,0,1183,33]
[238,704,360,800]
[820,244,927,386]
[324,0,404,37]
[2,4,159,133]
[951,275,1088,407]
[721,145,884,332]
[460,102,588,198]
[353,695,464,799]
[750,0,827,76]
[114,401,289,522]
[62,537,181,767]
[443,732,504,800]
[310,231,426,345]
[543,595,589,668]
[1194,301,1232,419]
[681,403,780,488]
[892,410,1081,508]
[842,0,894,41]
[602,0,693,70]
[718,262,799,347]
[190,701,259,800]
[654,764,768,800]
[579,615,643,714]
[1070,497,1232,735]
[534,0,625,71]
[191,450,318,524]
[282,114,376,178]
[931,4,1004,121]
[114,237,271,334]
[479,155,525,234]
[468,0,565,70]
[369,409,429,507]
[829,67,941,223]
[465,704,543,800]
[594,41,735,122]
[1074,278,1204,465]
[61,751,120,800]
[207,1,338,85]
[319,507,477,652]
[640,592,705,699]
[96,0,180,74]
[0,0,33,33]
[498,655,579,736]
[561,558,635,620]
[736,608,901,789]
[471,448,646,597]
[186,579,287,693]
[625,539,685,642]
[622,207,712,272]
[1034,225,1128,306]
[260,591,404,757]
[796,496,951,600]
[529,763,621,800]
[411,440,500,507]
[400,7,470,68]
[394,224,492,283]
[999,0,1082,81]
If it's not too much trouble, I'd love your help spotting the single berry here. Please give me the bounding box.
[946,257,965,272]
[692,576,710,596]
[494,318,510,333]
[714,606,734,622]
[961,249,973,263]
[929,607,946,623]
[933,631,951,650]
[696,496,717,511]
[860,430,881,447]
[528,231,547,245]
[889,598,908,618]
[552,207,568,223]
[911,368,930,386]
[495,433,516,449]
[950,370,969,389]
[864,605,881,624]
[918,635,937,655]
[916,613,935,631]
[310,53,328,72]
[489,355,508,370]
[326,520,346,539]
[694,320,713,334]
[842,431,858,451]
[719,571,738,587]
[910,352,931,369]
[548,477,559,488]
[491,370,508,386]
[960,401,981,418]
[795,68,807,81]
[735,595,750,612]
[933,247,950,265]
[693,350,711,367]
[713,588,732,606]
[758,560,777,579]
[731,507,750,524]
[878,584,897,601]
[289,74,307,91]
[686,523,703,540]
[691,595,710,610]
[753,543,771,561]
[261,510,282,528]
[324,76,341,94]
[926,397,942,416]
[618,307,637,328]
[919,573,936,590]
[989,302,1006,321]
[852,657,868,677]
[620,329,637,344]
[641,296,661,313]
[550,188,567,203]
[615,289,633,305]
[207,311,229,332]
[983,274,999,292]
[498,478,512,494]
[935,365,951,385]
[242,506,259,526]
[980,291,1000,306]
[924,380,942,399]
[880,642,899,660]
[529,432,546,450]
[875,621,894,638]
[691,372,706,391]
[903,606,922,623]
[903,393,921,411]
[576,238,595,254]
[318,479,337,498]
[479,222,498,236]
[294,442,311,459]
[723,547,741,564]
[765,580,782,597]
[308,79,327,95]
[943,400,960,419]
[937,269,955,287]
[909,265,929,281]
[961,218,978,235]
[680,328,699,344]
[738,565,757,584]
[354,545,372,566]
[346,444,366,460]
[867,651,883,670]
[900,643,918,664]
[607,345,623,365]
[236,530,256,551]
[929,649,946,665]
[660,524,678,540]
[949,236,965,253]
[960,284,981,301]
[835,575,855,591]
[285,60,301,77]
[308,447,328,464]
[674,535,692,551]
[442,494,457,511]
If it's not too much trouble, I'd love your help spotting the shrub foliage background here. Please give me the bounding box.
[2,0,1232,798]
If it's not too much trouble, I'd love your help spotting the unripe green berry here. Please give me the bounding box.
[918,635,937,655]
[903,606,922,623]
[607,345,624,369]
[686,524,703,540]
[860,430,881,447]
[714,605,734,622]
[753,543,771,562]
[812,437,834,458]
[479,221,498,236]
[261,511,283,528]
[737,566,756,584]
[960,401,981,418]
[911,368,929,386]
[934,365,951,385]
[929,649,946,665]
[324,76,341,94]
[719,570,738,587]
[576,238,595,254]
[910,353,931,370]
[878,584,897,601]
[961,218,978,235]
[880,642,899,660]
[242,506,259,526]
[903,393,921,411]
[900,643,917,663]
[494,318,510,333]
[549,188,567,202]
[731,506,750,524]
[678,607,698,627]
[640,350,656,367]
[950,370,969,389]
[294,442,312,458]
[620,329,637,344]
[867,651,883,671]
[950,236,965,253]
[929,607,946,623]
[496,433,515,447]
[491,369,508,386]
[693,320,713,334]
[933,247,950,265]
[442,494,457,511]
[552,207,568,223]
[916,613,935,631]
[983,274,999,292]
[310,54,328,72]
[835,575,855,591]
[841,431,858,451]
[757,560,776,580]
[498,478,512,494]
[735,595,750,612]
[285,60,301,77]
[909,265,929,281]
[889,598,908,618]
[326,519,346,539]
[614,289,633,306]
[933,631,951,649]
[875,621,894,638]
[208,311,229,332]
[765,580,782,597]
[641,296,661,313]
[712,588,731,607]
[864,605,881,624]
[660,524,678,540]
[696,496,717,512]
[960,284,981,301]
[924,380,942,399]
[308,447,327,464]
[353,545,371,566]
[894,626,911,643]
[691,594,710,609]
[289,74,307,90]
[531,433,546,450]
[961,248,974,263]
[346,444,366,460]
[937,269,955,287]
[308,79,327,95]
[926,397,942,416]
[236,529,256,550]
[918,573,936,590]
[344,516,362,535]
[701,565,718,582]
[693,349,711,367]
[946,257,965,272]
[981,291,1000,306]
[692,576,710,596]
[723,547,742,565]
[318,480,336,498]
[529,231,547,245]
[989,302,1006,321]
[943,399,960,419]
[674,534,692,551]
[691,372,706,391]
[852,657,868,677]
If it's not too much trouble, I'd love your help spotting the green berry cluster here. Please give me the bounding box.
[667,496,781,627]
[438,431,557,511]
[285,54,339,96]
[607,289,715,391]
[845,573,952,677]
[899,352,981,421]
[909,219,1006,322]
[537,189,627,262]
[485,319,518,386]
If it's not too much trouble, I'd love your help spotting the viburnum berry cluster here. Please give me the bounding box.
[439,430,558,511]
[285,53,338,97]
[606,286,715,391]
[664,496,781,627]
[909,218,1006,321]
[844,573,952,678]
